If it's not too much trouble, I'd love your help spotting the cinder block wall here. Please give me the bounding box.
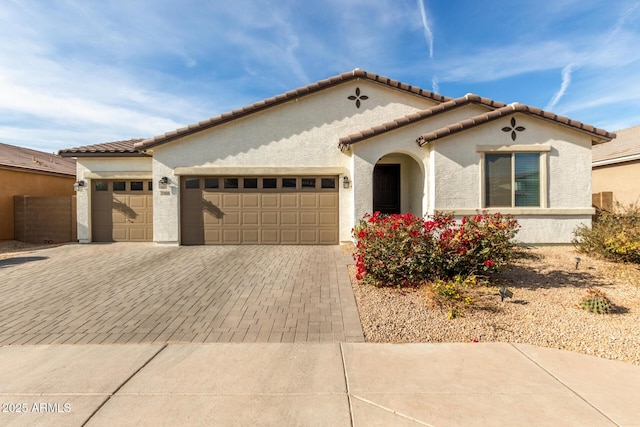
[13,195,77,244]
[0,169,75,240]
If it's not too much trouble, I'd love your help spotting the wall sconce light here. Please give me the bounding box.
[73,180,85,191]
[343,176,351,189]
[159,176,169,185]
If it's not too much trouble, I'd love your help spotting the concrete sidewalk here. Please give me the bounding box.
[0,343,638,426]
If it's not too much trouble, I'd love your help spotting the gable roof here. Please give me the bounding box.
[134,69,450,151]
[59,139,147,157]
[338,94,507,150]
[0,142,76,177]
[416,103,615,146]
[592,124,640,166]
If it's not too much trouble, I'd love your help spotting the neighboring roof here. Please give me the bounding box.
[0,142,76,177]
[134,69,450,151]
[59,139,147,157]
[338,94,506,150]
[416,103,615,146]
[592,125,640,166]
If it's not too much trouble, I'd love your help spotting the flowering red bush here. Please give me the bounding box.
[353,211,520,287]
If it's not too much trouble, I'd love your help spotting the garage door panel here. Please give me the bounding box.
[128,196,146,208]
[242,211,259,225]
[261,211,279,226]
[281,229,298,244]
[223,211,241,226]
[242,194,259,208]
[261,194,278,208]
[222,194,240,208]
[281,194,298,208]
[319,211,338,226]
[281,211,298,225]
[129,228,147,241]
[319,194,338,208]
[300,211,318,225]
[300,229,318,244]
[222,229,241,244]
[261,229,279,244]
[319,229,338,244]
[181,176,338,245]
[299,194,318,208]
[242,229,259,243]
[204,229,220,243]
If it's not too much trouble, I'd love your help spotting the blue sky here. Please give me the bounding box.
[1,0,639,153]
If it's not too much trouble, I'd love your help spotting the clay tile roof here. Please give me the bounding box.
[0,142,76,176]
[58,138,147,157]
[134,69,451,151]
[338,94,507,149]
[592,124,640,165]
[416,103,615,147]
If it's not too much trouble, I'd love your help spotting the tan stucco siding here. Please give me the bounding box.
[0,169,75,240]
[592,160,640,206]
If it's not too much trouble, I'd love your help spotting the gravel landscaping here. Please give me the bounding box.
[346,244,640,365]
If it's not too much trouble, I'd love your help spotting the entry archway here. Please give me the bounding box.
[373,153,424,217]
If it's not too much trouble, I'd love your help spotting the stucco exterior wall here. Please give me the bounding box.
[75,157,152,243]
[150,80,440,243]
[0,168,75,240]
[592,160,640,206]
[430,113,594,242]
[351,104,490,223]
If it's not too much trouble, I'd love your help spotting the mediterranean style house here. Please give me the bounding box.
[59,69,614,245]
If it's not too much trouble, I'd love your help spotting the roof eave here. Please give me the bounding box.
[136,69,451,150]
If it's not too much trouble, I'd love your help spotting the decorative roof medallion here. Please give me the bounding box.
[502,117,525,141]
[348,87,368,109]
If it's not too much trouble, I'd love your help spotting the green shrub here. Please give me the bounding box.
[353,211,520,287]
[580,289,612,314]
[573,203,640,263]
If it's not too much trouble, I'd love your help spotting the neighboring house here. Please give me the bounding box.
[59,69,614,245]
[592,124,640,207]
[0,142,76,240]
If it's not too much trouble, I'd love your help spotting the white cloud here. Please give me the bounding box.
[417,0,434,59]
[545,64,576,111]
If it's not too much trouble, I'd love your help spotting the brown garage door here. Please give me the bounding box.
[181,176,339,245]
[92,180,153,242]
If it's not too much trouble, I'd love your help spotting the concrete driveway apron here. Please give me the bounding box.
[0,243,364,344]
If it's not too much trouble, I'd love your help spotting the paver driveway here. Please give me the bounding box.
[0,244,364,344]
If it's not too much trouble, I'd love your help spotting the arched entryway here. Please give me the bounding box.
[373,153,424,217]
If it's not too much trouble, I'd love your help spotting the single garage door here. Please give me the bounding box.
[92,179,153,242]
[181,176,339,245]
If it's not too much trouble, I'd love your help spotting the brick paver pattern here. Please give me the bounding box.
[0,244,364,344]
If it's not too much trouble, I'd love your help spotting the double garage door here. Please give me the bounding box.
[181,176,339,245]
[92,180,153,242]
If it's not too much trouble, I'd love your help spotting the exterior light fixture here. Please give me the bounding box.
[159,176,169,185]
[575,257,581,269]
[499,287,514,302]
[73,180,86,191]
[343,176,351,189]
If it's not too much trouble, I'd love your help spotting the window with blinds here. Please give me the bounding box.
[485,153,540,207]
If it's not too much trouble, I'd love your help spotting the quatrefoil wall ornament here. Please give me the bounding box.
[348,87,368,109]
[502,117,526,141]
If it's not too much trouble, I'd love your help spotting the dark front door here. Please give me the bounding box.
[373,164,401,214]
